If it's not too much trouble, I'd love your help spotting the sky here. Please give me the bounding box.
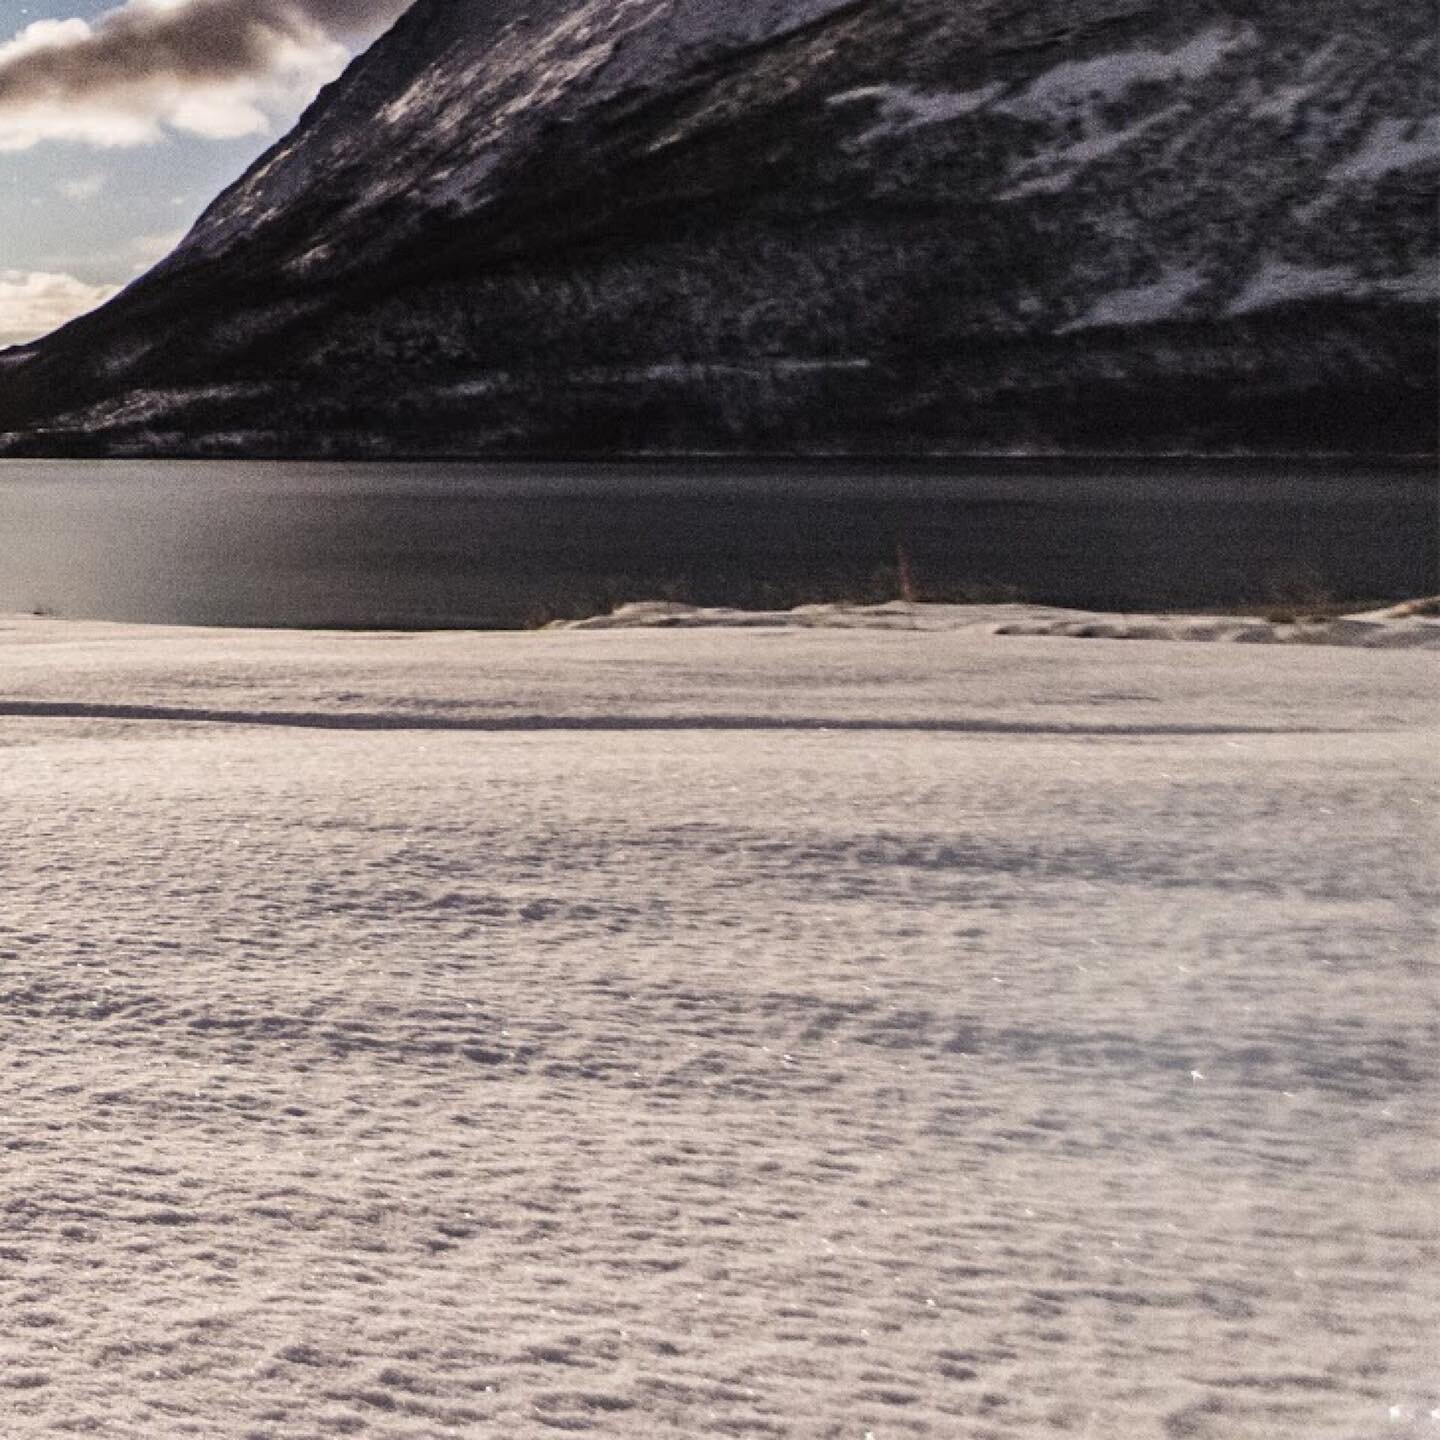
[0,0,410,347]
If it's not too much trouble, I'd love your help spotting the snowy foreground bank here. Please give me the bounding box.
[1,610,1436,1440]
[565,597,1440,648]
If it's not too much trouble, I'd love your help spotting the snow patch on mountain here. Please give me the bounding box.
[629,0,860,61]
[989,24,1261,200]
[1002,107,1178,199]
[1229,263,1359,315]
[828,83,1004,144]
[998,24,1257,121]
[1330,117,1440,182]
[1378,268,1440,303]
[52,384,271,432]
[1061,269,1206,331]
[1251,83,1318,125]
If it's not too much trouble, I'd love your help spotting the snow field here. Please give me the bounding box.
[1,616,1436,1438]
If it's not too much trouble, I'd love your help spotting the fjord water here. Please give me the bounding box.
[0,459,1432,628]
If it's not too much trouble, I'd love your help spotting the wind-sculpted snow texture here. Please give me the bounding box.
[1,615,1437,1437]
[0,0,1434,454]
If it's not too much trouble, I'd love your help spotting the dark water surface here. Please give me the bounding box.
[0,458,1432,628]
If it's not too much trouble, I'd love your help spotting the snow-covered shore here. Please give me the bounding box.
[1,611,1436,1438]
[564,597,1440,648]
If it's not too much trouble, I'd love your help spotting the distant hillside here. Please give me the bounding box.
[1,0,1435,457]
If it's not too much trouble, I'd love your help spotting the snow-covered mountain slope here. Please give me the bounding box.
[166,0,865,269]
[1,0,1435,456]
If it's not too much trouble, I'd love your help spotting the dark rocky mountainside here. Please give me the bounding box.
[1,0,1435,456]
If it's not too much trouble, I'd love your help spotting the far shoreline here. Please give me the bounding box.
[6,597,1437,650]
[1,447,1436,466]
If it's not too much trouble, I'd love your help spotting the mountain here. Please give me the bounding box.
[1,0,1435,457]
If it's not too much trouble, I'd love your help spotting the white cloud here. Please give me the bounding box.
[0,28,348,150]
[0,269,121,346]
[0,17,94,64]
[0,99,161,151]
[0,1,405,152]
